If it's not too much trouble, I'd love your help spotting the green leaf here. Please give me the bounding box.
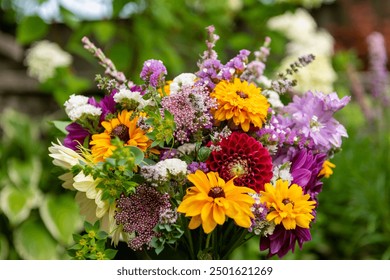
[197,146,211,162]
[39,194,83,245]
[128,146,144,165]
[112,0,129,17]
[0,185,41,225]
[103,249,117,260]
[93,21,116,44]
[17,16,49,45]
[59,5,80,29]
[7,157,42,190]
[51,120,71,135]
[13,219,60,260]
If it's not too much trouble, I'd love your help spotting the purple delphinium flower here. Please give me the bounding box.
[281,91,350,153]
[63,122,90,151]
[140,59,167,87]
[290,149,326,201]
[260,225,311,258]
[114,185,171,251]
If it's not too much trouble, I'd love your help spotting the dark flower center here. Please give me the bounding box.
[282,198,294,206]
[111,124,130,142]
[236,90,248,99]
[208,187,226,199]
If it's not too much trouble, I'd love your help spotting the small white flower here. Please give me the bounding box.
[24,40,73,82]
[263,90,284,109]
[271,163,293,185]
[67,104,102,121]
[64,94,89,115]
[156,158,188,177]
[114,88,149,109]
[170,73,197,94]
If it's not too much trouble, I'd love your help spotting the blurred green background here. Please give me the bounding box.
[0,0,389,260]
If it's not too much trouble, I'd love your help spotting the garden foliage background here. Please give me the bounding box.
[0,0,389,260]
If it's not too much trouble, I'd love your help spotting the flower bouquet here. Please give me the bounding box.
[49,26,350,260]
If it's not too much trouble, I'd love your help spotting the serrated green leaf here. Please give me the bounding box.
[17,16,49,44]
[13,219,60,260]
[39,194,83,245]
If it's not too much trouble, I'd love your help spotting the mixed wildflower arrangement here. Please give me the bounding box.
[49,26,350,259]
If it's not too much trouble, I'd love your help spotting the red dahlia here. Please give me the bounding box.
[207,132,273,192]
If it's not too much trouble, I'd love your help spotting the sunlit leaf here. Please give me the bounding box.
[0,185,41,225]
[13,219,61,260]
[16,16,48,45]
[39,194,83,245]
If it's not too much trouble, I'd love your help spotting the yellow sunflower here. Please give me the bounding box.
[177,170,255,234]
[211,78,269,132]
[260,179,316,230]
[90,110,151,162]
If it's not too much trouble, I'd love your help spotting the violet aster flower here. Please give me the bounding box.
[260,225,311,258]
[63,122,90,151]
[140,59,167,87]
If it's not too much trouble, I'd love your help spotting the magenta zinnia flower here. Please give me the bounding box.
[206,132,273,192]
[64,122,90,151]
[290,149,326,200]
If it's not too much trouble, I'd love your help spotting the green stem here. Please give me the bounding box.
[221,228,248,260]
[205,233,212,249]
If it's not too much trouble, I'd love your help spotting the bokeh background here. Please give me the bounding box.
[0,0,389,260]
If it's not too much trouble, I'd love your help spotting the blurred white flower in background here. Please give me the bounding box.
[24,40,73,82]
[267,8,337,93]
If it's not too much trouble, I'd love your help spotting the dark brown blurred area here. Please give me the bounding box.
[314,0,390,68]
